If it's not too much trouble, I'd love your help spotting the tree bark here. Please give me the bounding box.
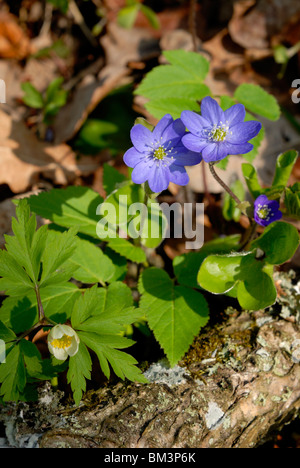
[34,306,300,449]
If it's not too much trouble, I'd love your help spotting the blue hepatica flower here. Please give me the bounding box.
[254,194,282,227]
[181,96,262,163]
[123,114,202,193]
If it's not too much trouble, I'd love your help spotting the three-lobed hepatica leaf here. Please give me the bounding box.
[198,221,300,311]
[198,251,277,310]
[138,268,209,367]
[173,234,241,289]
[250,221,300,266]
[135,49,211,119]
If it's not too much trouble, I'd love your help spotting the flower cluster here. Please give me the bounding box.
[124,97,262,194]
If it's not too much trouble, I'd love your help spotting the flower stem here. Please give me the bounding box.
[35,284,45,322]
[208,162,242,206]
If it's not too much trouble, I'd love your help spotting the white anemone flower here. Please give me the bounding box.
[47,324,80,361]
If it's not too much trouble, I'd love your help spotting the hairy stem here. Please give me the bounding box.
[208,162,242,205]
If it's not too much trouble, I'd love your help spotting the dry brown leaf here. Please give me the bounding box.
[0,12,32,59]
[0,109,102,193]
[228,0,300,50]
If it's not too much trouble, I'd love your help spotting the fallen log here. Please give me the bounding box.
[2,273,300,449]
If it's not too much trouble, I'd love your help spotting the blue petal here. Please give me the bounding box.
[130,124,154,152]
[227,121,262,144]
[181,133,209,153]
[202,143,228,162]
[131,159,152,184]
[123,147,145,168]
[201,96,224,125]
[181,111,210,136]
[161,118,186,148]
[147,165,170,193]
[169,144,202,166]
[254,194,268,207]
[169,164,189,186]
[152,114,173,140]
[223,142,254,155]
[224,104,246,126]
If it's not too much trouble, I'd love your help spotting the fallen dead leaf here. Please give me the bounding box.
[0,12,32,59]
[0,109,103,193]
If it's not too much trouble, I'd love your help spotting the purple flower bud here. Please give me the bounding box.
[254,194,282,227]
[181,96,262,163]
[123,114,202,193]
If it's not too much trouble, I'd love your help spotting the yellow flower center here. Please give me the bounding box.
[153,146,166,160]
[257,204,271,220]
[50,334,73,349]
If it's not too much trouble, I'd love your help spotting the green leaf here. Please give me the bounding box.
[21,82,44,109]
[64,237,116,285]
[72,283,141,335]
[242,163,263,199]
[47,0,69,14]
[173,234,241,289]
[103,163,127,196]
[107,238,146,263]
[0,344,26,401]
[284,183,300,218]
[251,221,300,265]
[272,150,298,188]
[197,252,247,294]
[117,4,140,29]
[1,283,81,333]
[138,268,209,366]
[40,228,78,286]
[19,340,43,378]
[234,83,280,121]
[135,49,211,119]
[4,199,41,284]
[198,251,278,310]
[145,97,204,121]
[0,321,16,343]
[237,260,276,310]
[28,186,103,239]
[67,342,92,405]
[140,5,160,29]
[78,330,147,383]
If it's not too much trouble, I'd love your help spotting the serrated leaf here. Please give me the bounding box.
[19,340,43,378]
[28,186,104,239]
[145,97,204,120]
[78,331,147,383]
[67,342,92,405]
[0,344,26,401]
[135,49,211,120]
[107,238,146,263]
[234,83,280,121]
[1,283,81,333]
[63,237,116,285]
[0,321,16,343]
[40,228,78,286]
[138,268,209,366]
